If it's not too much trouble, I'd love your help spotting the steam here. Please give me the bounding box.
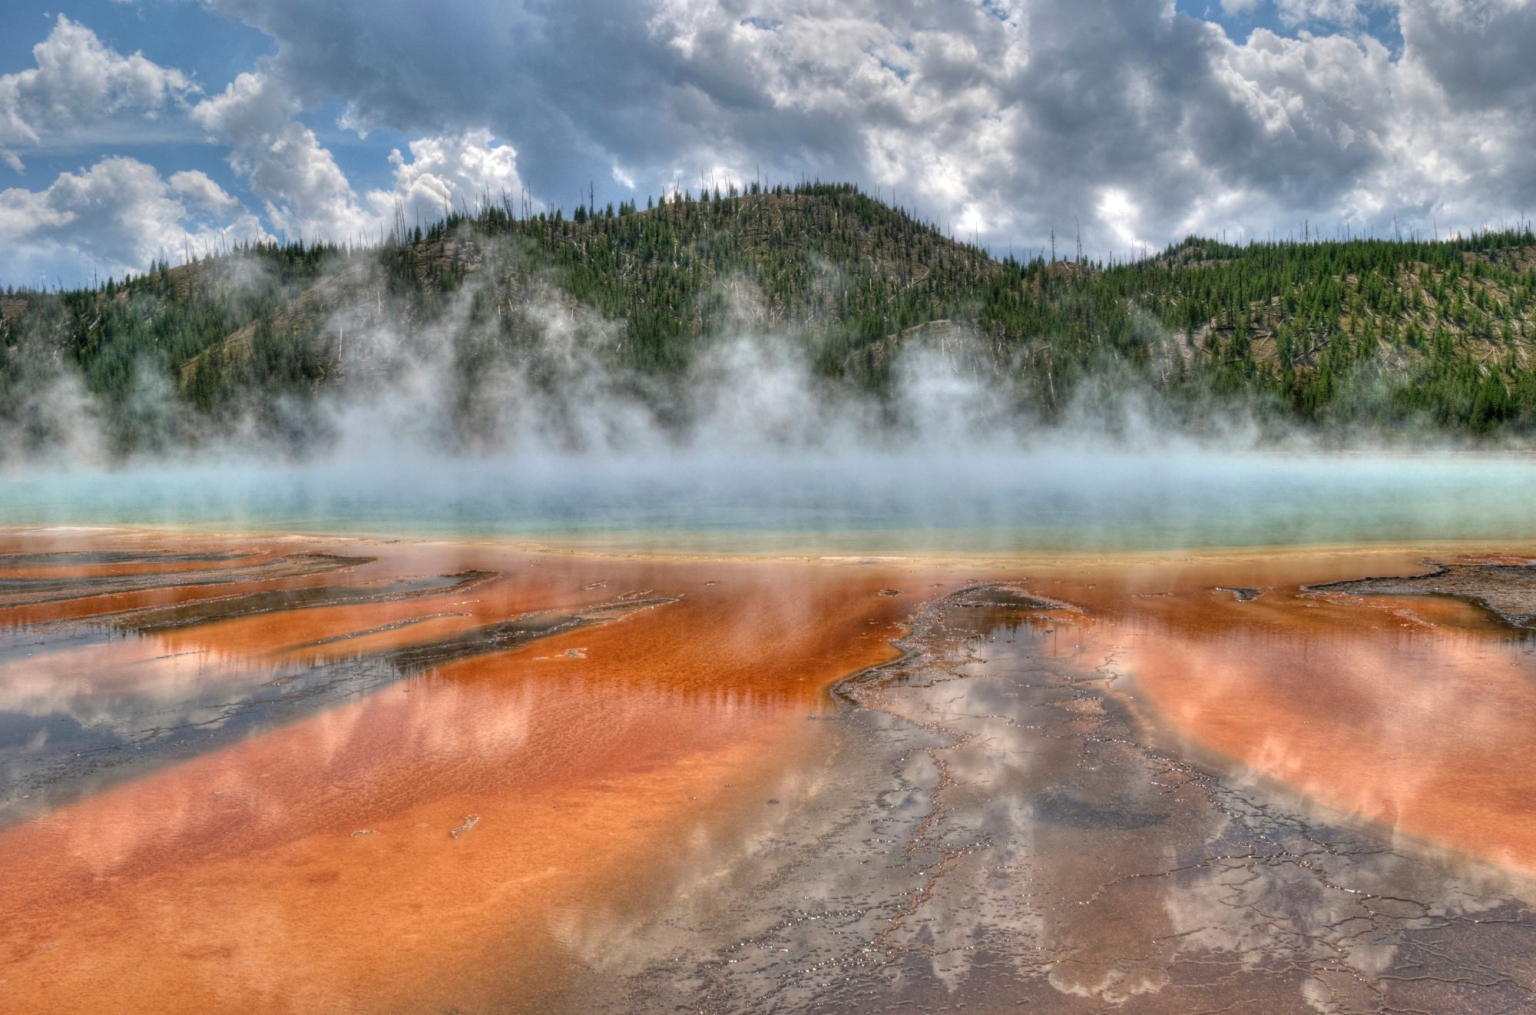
[3,236,1535,552]
[301,281,1022,462]
[0,233,1458,464]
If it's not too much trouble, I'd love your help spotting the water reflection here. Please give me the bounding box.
[7,533,1536,1014]
[0,532,927,1015]
[560,573,1536,1014]
[1114,574,1536,876]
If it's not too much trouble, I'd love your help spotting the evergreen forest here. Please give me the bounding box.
[4,182,1535,457]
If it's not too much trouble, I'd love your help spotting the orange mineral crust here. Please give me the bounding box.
[0,534,951,1015]
[1018,547,1536,877]
[11,533,1536,1014]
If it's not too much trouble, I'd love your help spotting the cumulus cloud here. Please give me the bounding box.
[1400,0,1536,107]
[374,129,529,228]
[191,70,532,245]
[1273,0,1375,26]
[0,15,196,171]
[3,0,1535,279]
[193,0,1536,257]
[0,59,531,282]
[0,156,268,283]
[191,71,377,243]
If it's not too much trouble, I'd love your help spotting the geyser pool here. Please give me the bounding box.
[3,448,1535,552]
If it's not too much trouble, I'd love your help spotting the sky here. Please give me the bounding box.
[2,0,1534,288]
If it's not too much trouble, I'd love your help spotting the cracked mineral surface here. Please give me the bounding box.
[557,570,1536,1014]
[3,534,1536,1015]
[1306,557,1536,628]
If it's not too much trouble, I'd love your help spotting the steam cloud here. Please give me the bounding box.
[3,237,1536,552]
[0,235,1160,465]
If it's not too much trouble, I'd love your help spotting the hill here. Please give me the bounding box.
[3,181,1535,456]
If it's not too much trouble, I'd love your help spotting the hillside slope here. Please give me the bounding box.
[3,182,1535,456]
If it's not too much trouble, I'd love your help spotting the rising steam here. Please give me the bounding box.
[2,235,1535,552]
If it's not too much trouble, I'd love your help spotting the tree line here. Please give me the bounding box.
[3,182,1534,456]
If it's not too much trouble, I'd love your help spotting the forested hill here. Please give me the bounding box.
[3,181,1536,456]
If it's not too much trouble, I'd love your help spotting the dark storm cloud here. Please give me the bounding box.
[1400,0,1536,106]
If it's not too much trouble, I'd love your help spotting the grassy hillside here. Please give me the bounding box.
[3,181,1535,456]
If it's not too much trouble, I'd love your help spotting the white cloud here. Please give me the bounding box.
[1274,0,1374,26]
[0,15,196,171]
[0,156,268,284]
[188,69,291,141]
[371,129,528,227]
[191,71,378,243]
[0,15,531,277]
[192,73,532,246]
[169,169,245,217]
[1,0,1532,275]
[1097,187,1150,255]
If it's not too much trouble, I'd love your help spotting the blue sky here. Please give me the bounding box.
[3,0,1534,287]
[3,3,272,182]
[3,1,413,268]
[1176,0,1403,50]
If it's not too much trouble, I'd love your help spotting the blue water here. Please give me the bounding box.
[3,450,1534,553]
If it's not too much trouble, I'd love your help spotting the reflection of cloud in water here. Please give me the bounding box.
[570,585,1536,1014]
[53,677,536,880]
[0,570,668,822]
[0,530,938,1015]
[1121,591,1536,876]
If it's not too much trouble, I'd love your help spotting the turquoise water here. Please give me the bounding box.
[3,450,1535,553]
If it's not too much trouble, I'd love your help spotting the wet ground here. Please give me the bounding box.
[1308,554,1536,628]
[0,529,940,1015]
[2,532,1536,1013]
[562,576,1536,1013]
